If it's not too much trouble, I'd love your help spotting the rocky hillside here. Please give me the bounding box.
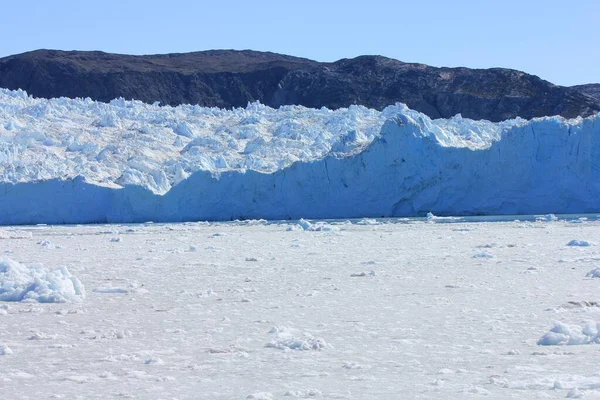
[571,84,600,102]
[0,49,598,121]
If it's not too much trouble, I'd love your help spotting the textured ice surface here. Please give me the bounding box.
[567,240,593,247]
[0,88,510,192]
[2,219,600,397]
[0,258,85,302]
[538,321,600,345]
[0,88,599,224]
[3,219,600,398]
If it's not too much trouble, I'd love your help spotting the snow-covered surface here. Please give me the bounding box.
[2,218,600,398]
[1,88,599,223]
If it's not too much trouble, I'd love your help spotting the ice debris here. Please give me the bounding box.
[0,258,85,303]
[538,321,600,346]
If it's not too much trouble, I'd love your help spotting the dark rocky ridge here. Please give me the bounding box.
[571,84,600,102]
[1,49,599,121]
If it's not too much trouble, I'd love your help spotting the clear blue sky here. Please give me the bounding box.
[1,0,598,86]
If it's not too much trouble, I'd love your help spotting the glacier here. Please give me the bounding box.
[0,88,599,224]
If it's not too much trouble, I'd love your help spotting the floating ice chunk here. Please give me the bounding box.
[113,329,131,339]
[144,357,164,365]
[93,287,129,294]
[243,219,268,225]
[296,219,339,232]
[268,326,288,334]
[342,361,371,370]
[247,393,273,400]
[568,240,593,247]
[196,288,215,297]
[567,388,584,398]
[586,268,600,278]
[350,270,376,277]
[553,380,564,389]
[463,386,490,395]
[298,219,313,230]
[356,218,379,225]
[0,259,85,303]
[537,321,600,345]
[266,328,327,351]
[0,343,12,355]
[284,389,322,397]
[473,251,494,259]
[543,214,559,222]
[438,368,455,374]
[28,331,57,340]
[266,337,327,351]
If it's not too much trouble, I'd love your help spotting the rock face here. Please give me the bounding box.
[572,84,600,102]
[0,49,599,121]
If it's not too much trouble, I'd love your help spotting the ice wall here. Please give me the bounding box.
[0,89,598,224]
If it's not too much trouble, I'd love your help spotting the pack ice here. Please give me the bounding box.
[0,88,599,224]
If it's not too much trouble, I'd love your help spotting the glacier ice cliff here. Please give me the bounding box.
[0,88,598,224]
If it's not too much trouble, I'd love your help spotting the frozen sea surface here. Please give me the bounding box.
[2,217,600,398]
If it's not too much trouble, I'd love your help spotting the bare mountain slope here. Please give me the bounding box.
[0,49,598,121]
